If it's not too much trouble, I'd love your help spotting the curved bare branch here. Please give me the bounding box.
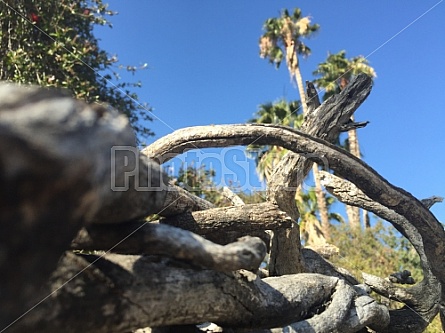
[142,120,445,326]
[142,123,444,268]
[319,170,440,331]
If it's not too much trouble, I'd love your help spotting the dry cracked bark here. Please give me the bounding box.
[0,83,162,328]
[139,125,444,330]
[2,78,444,333]
[266,74,372,275]
[160,202,291,244]
[12,252,388,333]
[319,171,441,332]
[143,75,373,276]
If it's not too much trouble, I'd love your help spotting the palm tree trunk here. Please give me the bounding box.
[313,164,330,240]
[348,116,360,157]
[292,62,307,114]
[346,115,361,230]
[345,205,360,230]
[363,209,371,229]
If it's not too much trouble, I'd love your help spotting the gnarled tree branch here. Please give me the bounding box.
[0,84,164,327]
[13,252,387,333]
[319,170,441,332]
[3,82,443,333]
[72,222,267,273]
[141,122,445,286]
[142,119,445,332]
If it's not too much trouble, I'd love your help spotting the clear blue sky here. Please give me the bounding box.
[96,1,445,223]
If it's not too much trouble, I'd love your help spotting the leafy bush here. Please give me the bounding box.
[0,0,153,139]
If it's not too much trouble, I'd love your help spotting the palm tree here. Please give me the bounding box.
[313,50,376,229]
[259,8,319,114]
[258,9,332,240]
[247,99,303,181]
[297,189,344,245]
[313,50,376,100]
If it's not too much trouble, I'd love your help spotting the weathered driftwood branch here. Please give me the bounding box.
[72,222,266,272]
[362,274,435,333]
[245,283,388,333]
[0,83,164,328]
[141,120,445,332]
[301,248,359,285]
[141,122,445,282]
[160,184,215,216]
[161,202,292,237]
[12,252,387,333]
[267,74,373,217]
[89,152,169,224]
[420,195,443,209]
[319,170,441,332]
[159,202,289,247]
[222,186,246,206]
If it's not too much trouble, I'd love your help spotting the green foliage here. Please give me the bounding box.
[248,99,302,127]
[330,221,422,300]
[174,164,230,207]
[328,221,443,331]
[0,0,153,139]
[247,99,303,181]
[259,8,319,68]
[313,50,376,101]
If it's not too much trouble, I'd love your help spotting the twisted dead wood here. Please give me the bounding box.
[0,83,164,328]
[141,122,445,282]
[319,171,441,332]
[266,76,372,276]
[72,222,267,273]
[2,82,443,333]
[140,121,445,332]
[11,252,388,333]
[144,74,373,276]
[161,202,291,240]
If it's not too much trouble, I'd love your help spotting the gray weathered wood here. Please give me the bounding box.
[71,222,267,273]
[161,202,292,237]
[11,252,386,333]
[160,184,215,216]
[267,74,373,276]
[0,83,162,328]
[319,171,440,332]
[140,120,445,332]
[144,75,373,277]
[3,81,443,333]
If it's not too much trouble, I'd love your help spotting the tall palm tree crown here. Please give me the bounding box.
[259,8,319,113]
[257,9,331,241]
[313,50,376,100]
[248,99,303,128]
[247,99,303,181]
